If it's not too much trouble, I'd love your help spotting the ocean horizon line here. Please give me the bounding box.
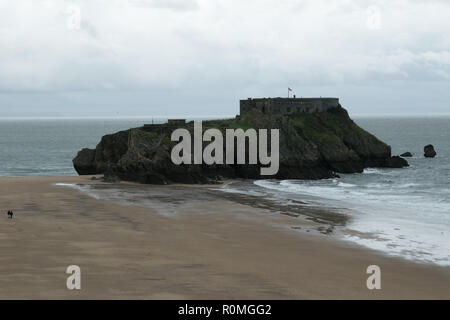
[1,112,450,120]
[0,115,236,121]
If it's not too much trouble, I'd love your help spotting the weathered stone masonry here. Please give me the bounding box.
[240,97,340,115]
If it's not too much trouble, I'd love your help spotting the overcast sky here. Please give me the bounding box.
[0,0,449,117]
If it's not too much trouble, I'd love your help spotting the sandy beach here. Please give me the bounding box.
[0,176,449,299]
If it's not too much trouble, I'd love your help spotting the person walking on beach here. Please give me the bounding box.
[7,210,13,219]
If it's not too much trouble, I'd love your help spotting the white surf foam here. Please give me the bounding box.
[253,179,450,266]
[54,183,101,199]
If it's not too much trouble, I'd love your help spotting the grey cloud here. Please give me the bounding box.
[81,19,99,38]
[0,0,449,116]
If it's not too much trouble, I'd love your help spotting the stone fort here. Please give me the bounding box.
[240,97,340,115]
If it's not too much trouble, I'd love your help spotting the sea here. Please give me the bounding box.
[1,116,449,266]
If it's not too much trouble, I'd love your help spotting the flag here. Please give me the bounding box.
[288,87,292,91]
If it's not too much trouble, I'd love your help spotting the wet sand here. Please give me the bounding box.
[0,176,449,299]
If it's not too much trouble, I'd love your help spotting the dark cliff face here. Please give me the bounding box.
[73,106,408,184]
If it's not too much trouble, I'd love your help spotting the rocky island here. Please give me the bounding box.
[73,98,408,184]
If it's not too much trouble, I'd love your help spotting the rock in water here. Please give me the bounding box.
[73,106,409,184]
[385,156,409,168]
[424,145,437,158]
[400,152,413,157]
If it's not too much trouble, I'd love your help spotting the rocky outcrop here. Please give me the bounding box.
[400,152,413,157]
[73,148,97,175]
[384,156,409,168]
[424,145,437,158]
[73,106,409,184]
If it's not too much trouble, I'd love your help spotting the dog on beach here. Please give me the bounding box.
[7,210,13,219]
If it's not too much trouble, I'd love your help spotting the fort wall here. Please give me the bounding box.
[240,97,340,115]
